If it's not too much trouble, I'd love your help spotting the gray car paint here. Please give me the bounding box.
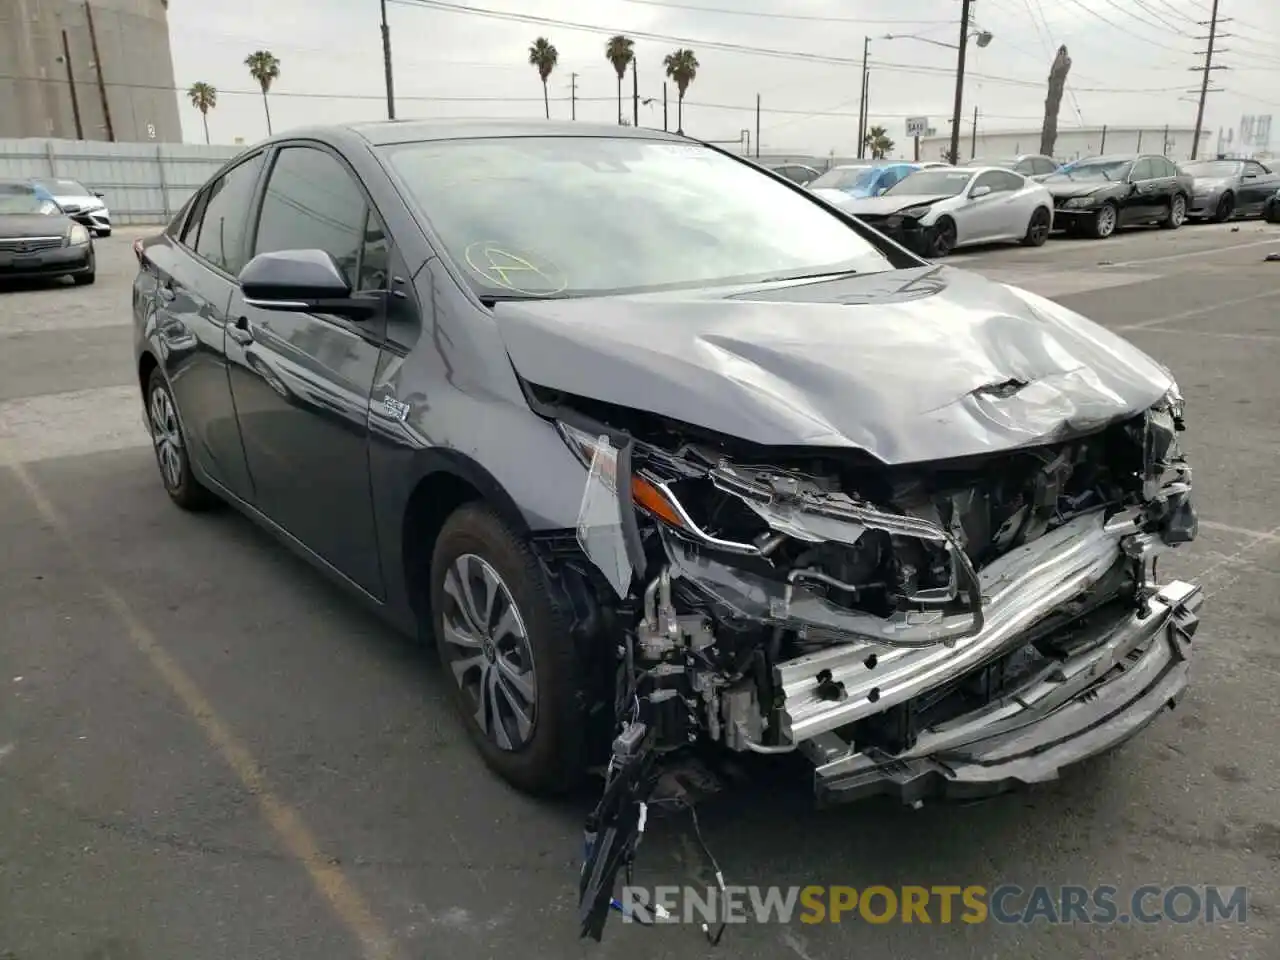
[132,119,1175,639]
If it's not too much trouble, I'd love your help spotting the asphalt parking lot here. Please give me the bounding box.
[2,221,1279,960]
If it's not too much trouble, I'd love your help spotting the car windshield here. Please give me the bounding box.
[884,169,973,197]
[808,166,874,189]
[1058,159,1132,181]
[38,179,89,195]
[1182,160,1242,178]
[383,136,896,298]
[0,183,57,215]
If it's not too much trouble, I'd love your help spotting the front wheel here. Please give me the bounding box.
[1087,202,1118,239]
[1211,193,1235,223]
[430,504,583,796]
[146,368,217,511]
[1161,193,1187,229]
[926,217,957,258]
[1022,207,1052,246]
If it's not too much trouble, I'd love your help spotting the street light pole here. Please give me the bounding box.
[380,0,396,120]
[949,0,972,165]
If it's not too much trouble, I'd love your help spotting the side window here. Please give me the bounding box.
[191,152,267,274]
[1131,158,1155,181]
[252,146,377,291]
[1156,158,1177,178]
[973,171,1006,194]
[1034,158,1056,175]
[175,190,207,243]
[1014,159,1033,174]
[1243,161,1266,177]
[996,171,1026,192]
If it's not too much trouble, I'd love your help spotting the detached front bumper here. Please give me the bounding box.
[806,579,1201,806]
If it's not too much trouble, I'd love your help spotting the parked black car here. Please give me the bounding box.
[0,178,96,284]
[132,124,1202,940]
[1042,154,1194,238]
[1182,158,1280,222]
[963,154,1059,179]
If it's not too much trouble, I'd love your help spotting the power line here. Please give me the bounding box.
[386,0,1193,95]
[612,0,952,26]
[1056,0,1195,54]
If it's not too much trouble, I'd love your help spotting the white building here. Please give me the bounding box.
[913,125,1212,163]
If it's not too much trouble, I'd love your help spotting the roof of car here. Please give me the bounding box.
[280,118,694,147]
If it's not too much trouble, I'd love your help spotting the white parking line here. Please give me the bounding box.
[1129,327,1280,343]
[1200,520,1280,542]
[1101,236,1280,268]
[0,385,148,464]
[1117,287,1280,331]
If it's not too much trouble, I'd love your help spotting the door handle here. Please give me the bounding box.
[228,315,254,345]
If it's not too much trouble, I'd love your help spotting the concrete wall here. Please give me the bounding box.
[0,138,242,224]
[0,0,183,143]
[914,126,1213,164]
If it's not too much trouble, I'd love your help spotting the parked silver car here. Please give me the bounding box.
[31,178,112,236]
[1182,158,1279,222]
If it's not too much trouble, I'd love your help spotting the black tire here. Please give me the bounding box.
[1160,193,1187,230]
[927,217,957,257]
[1022,206,1052,246]
[1267,201,1280,224]
[1211,192,1235,223]
[73,270,95,286]
[430,503,583,796]
[1086,202,1119,239]
[145,367,218,511]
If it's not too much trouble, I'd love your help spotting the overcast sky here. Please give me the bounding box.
[167,0,1280,155]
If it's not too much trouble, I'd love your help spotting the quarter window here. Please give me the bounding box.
[252,146,383,291]
[994,170,1025,192]
[189,152,267,274]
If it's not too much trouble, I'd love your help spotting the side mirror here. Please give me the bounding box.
[239,249,378,320]
[970,185,991,199]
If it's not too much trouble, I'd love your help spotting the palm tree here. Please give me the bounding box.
[187,82,217,145]
[605,35,635,125]
[863,125,895,159]
[244,50,281,136]
[663,48,699,135]
[528,37,558,120]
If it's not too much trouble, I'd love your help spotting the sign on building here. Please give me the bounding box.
[905,116,929,138]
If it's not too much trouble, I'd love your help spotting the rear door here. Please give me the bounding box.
[224,142,389,597]
[144,150,267,502]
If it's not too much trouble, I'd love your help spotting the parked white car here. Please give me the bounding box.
[837,165,1055,257]
[31,178,112,237]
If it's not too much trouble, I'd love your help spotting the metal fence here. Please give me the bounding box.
[0,138,243,225]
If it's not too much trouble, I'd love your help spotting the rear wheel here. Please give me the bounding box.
[146,368,217,511]
[1022,207,1052,246]
[430,504,583,796]
[1211,192,1235,223]
[1161,193,1187,229]
[927,217,957,257]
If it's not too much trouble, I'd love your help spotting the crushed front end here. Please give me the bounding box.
[549,382,1200,938]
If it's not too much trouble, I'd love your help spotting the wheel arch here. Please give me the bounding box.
[399,449,534,638]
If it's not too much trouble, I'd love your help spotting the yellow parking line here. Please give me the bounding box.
[9,460,399,960]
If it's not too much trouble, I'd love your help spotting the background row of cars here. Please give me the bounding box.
[766,154,1280,258]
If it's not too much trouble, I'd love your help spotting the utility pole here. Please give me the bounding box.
[84,0,114,141]
[632,60,639,127]
[380,0,396,119]
[662,82,668,131]
[949,0,972,165]
[1189,0,1228,160]
[755,93,760,158]
[61,29,83,140]
[971,104,978,158]
[856,36,869,160]
[570,72,578,120]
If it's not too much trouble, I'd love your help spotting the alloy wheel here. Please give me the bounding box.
[1096,204,1117,238]
[1029,209,1051,245]
[930,220,956,257]
[149,386,184,490]
[1171,195,1186,226]
[440,553,538,752]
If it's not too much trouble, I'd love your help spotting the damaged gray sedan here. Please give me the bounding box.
[132,121,1202,942]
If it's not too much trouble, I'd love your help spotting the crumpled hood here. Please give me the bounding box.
[0,214,71,240]
[492,265,1174,465]
[1044,179,1108,198]
[841,194,951,216]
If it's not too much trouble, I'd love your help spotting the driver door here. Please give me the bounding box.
[1121,158,1158,223]
[960,170,1011,243]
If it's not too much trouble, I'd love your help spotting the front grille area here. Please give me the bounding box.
[0,236,63,253]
